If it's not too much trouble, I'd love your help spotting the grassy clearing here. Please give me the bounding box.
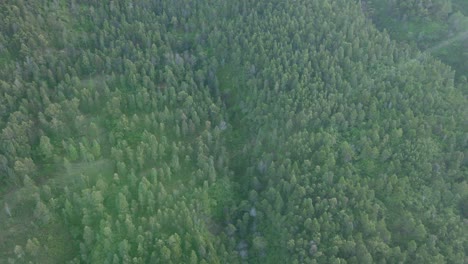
[0,184,77,263]
[0,157,114,263]
[0,209,78,263]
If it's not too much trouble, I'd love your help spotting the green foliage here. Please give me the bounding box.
[460,195,468,218]
[0,0,466,263]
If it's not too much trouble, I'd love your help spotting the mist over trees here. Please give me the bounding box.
[0,0,466,263]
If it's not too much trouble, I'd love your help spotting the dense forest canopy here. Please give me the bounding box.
[0,0,466,263]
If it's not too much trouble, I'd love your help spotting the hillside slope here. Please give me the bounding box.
[0,0,466,263]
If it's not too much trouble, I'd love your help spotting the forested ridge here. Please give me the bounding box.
[0,0,466,263]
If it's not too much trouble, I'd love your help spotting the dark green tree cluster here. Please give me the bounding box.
[211,0,466,263]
